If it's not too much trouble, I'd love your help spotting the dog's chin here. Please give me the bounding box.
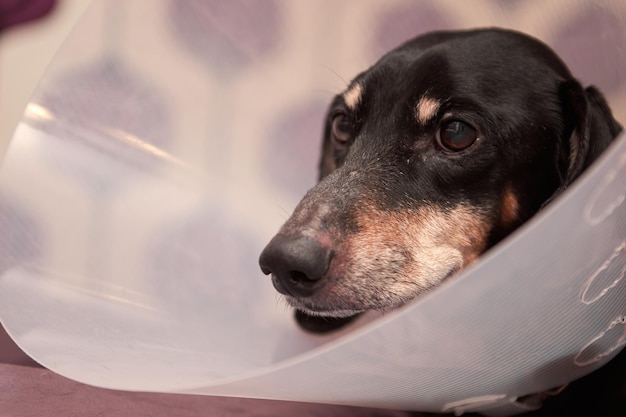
[285,298,363,333]
[294,309,361,333]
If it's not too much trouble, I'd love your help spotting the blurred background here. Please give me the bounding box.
[0,0,91,157]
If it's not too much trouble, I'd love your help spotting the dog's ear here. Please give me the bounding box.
[553,81,622,199]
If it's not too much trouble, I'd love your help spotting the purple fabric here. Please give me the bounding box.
[0,325,37,366]
[0,0,56,32]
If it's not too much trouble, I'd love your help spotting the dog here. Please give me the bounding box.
[259,27,624,416]
[259,27,621,333]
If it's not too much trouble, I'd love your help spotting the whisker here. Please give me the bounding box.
[318,64,349,87]
[276,204,291,220]
[311,89,338,98]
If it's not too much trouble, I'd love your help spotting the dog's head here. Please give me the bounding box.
[259,28,621,331]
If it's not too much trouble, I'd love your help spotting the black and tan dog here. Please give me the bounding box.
[260,28,621,333]
[259,27,624,416]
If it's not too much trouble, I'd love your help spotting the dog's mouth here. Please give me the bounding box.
[293,309,361,333]
[282,296,364,333]
[285,296,365,318]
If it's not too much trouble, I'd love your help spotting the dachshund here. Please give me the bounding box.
[259,28,621,334]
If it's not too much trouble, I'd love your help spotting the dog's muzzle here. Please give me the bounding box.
[259,234,363,333]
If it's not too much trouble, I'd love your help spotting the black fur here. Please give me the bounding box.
[259,28,624,414]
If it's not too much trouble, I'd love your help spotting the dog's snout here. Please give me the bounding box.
[259,235,333,298]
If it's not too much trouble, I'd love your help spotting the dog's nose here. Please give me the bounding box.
[259,234,333,298]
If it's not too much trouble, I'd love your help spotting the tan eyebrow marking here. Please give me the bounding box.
[343,83,363,110]
[416,96,441,125]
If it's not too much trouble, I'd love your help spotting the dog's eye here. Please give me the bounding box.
[330,113,352,147]
[437,120,478,152]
